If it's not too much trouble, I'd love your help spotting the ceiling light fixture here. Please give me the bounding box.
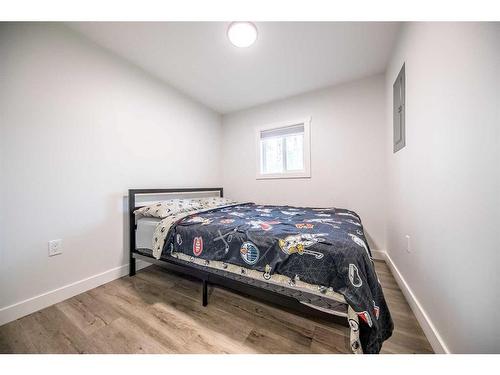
[227,22,257,48]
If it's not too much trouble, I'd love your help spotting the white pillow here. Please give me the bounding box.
[135,199,203,219]
[196,197,238,209]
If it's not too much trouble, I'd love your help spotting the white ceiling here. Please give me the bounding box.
[68,22,401,114]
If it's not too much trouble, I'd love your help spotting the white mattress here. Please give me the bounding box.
[136,217,161,250]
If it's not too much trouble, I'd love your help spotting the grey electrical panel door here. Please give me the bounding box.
[393,63,405,153]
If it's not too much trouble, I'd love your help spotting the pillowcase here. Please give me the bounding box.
[135,197,238,219]
[135,199,203,219]
[196,197,238,209]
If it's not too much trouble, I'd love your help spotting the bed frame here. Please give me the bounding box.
[128,187,349,327]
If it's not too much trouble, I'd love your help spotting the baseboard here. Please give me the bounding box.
[0,259,151,327]
[377,250,450,354]
[371,249,386,260]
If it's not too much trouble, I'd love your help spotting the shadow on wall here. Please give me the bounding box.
[364,232,377,253]
[122,195,130,268]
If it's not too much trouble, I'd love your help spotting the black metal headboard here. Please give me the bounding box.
[128,188,223,275]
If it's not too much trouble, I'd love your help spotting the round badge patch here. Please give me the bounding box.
[193,237,203,256]
[348,319,359,332]
[352,340,360,350]
[240,242,260,265]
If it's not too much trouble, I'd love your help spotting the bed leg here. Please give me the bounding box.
[129,257,136,277]
[202,279,208,307]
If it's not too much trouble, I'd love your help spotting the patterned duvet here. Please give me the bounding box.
[151,202,393,353]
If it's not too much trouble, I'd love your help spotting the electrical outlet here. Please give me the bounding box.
[48,239,63,257]
[405,235,411,253]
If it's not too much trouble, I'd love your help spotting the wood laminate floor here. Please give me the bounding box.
[0,260,433,354]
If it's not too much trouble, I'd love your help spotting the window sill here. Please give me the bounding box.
[256,172,311,180]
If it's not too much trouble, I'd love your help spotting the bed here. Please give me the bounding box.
[128,188,393,354]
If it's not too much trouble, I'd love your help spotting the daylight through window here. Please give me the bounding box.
[256,119,311,179]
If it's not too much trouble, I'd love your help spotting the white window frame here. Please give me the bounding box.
[255,117,311,180]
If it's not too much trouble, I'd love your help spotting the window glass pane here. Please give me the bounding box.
[285,134,304,171]
[261,137,283,174]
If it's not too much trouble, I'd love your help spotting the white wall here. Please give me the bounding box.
[222,75,387,251]
[0,23,222,321]
[385,22,500,353]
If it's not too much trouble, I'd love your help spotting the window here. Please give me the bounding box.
[256,118,311,179]
[393,63,405,152]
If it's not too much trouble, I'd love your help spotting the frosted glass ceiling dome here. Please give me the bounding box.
[227,22,258,48]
